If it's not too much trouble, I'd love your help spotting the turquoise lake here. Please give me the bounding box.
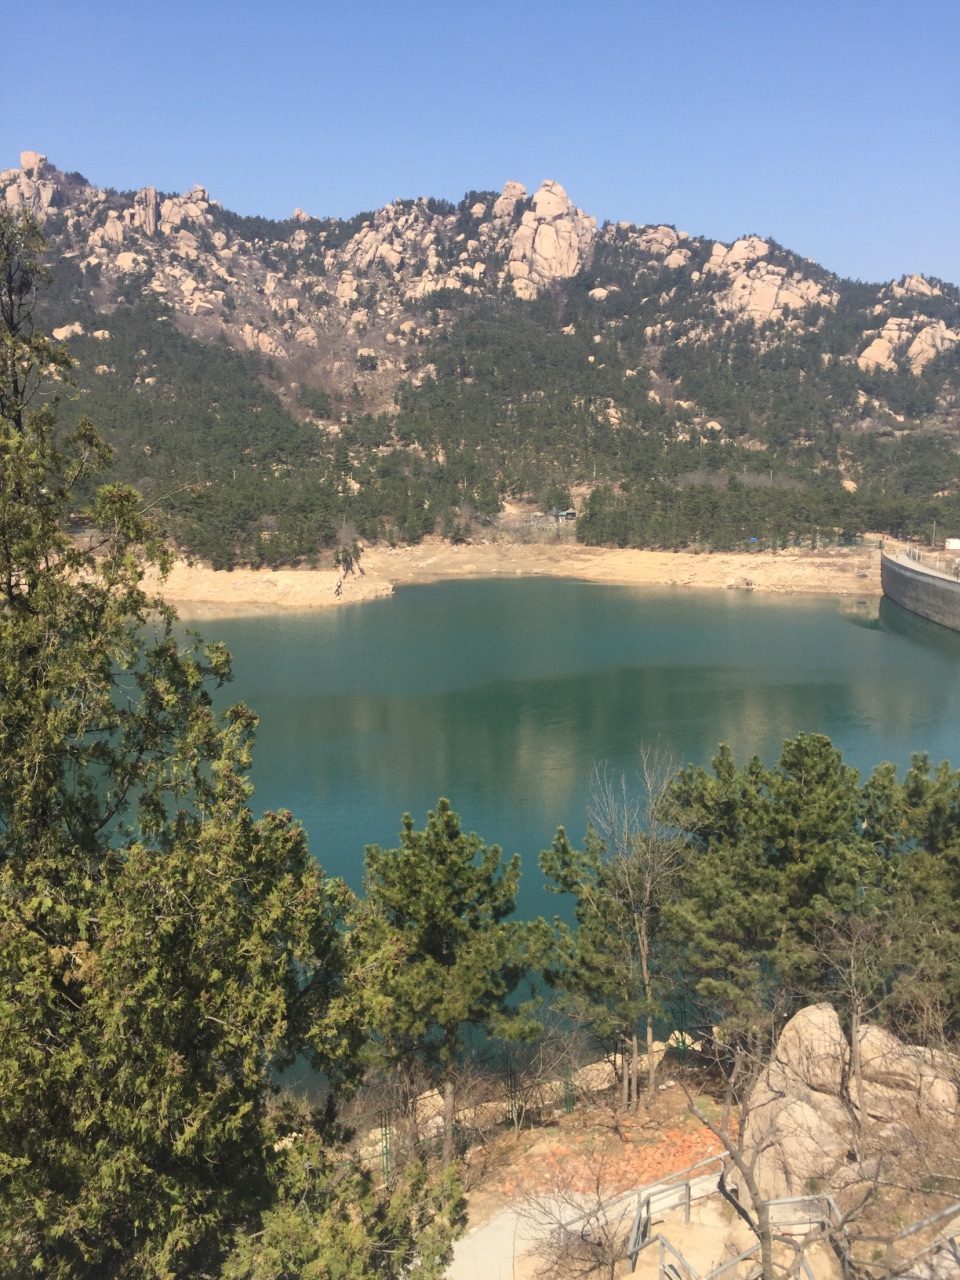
[188,579,960,920]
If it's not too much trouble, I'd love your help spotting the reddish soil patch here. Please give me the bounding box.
[466,1086,729,1226]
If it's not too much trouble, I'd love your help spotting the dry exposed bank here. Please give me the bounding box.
[141,537,885,617]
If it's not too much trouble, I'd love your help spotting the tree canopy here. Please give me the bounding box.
[0,209,461,1279]
[353,799,541,1164]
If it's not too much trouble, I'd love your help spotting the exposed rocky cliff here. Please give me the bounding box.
[6,151,958,421]
[5,150,960,567]
[3,154,603,413]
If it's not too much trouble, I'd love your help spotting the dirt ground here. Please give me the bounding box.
[142,532,887,617]
[460,1083,727,1233]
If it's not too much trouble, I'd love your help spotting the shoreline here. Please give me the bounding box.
[141,538,886,617]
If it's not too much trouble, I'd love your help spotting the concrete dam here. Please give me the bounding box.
[881,551,960,633]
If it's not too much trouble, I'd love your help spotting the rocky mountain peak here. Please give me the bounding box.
[20,150,47,179]
[891,272,942,299]
[702,235,840,323]
[2,151,61,217]
[507,179,597,300]
[2,152,957,418]
[492,180,527,219]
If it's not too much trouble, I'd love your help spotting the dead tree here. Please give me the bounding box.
[589,745,688,1107]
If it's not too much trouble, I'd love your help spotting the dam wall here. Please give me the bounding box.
[881,553,960,633]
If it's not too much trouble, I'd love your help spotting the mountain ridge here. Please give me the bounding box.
[7,149,957,411]
[4,150,960,567]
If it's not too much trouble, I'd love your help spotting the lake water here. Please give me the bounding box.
[190,579,960,920]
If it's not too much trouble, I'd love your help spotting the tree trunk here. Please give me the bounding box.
[718,1143,776,1280]
[686,1060,776,1280]
[646,1011,657,1104]
[639,913,657,1105]
[631,1033,640,1114]
[851,996,864,1123]
[400,1065,421,1150]
[621,1040,630,1111]
[442,1074,456,1167]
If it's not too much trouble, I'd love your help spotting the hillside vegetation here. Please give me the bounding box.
[4,207,960,1275]
[5,151,959,565]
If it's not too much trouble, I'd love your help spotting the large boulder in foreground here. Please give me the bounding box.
[742,1005,960,1203]
[744,1004,853,1201]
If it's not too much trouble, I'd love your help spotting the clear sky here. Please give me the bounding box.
[8,0,960,286]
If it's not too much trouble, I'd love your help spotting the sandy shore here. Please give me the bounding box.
[140,537,885,616]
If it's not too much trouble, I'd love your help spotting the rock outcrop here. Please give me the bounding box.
[858,316,960,373]
[132,187,160,237]
[742,1005,960,1203]
[742,1005,853,1202]
[2,150,58,215]
[0,151,956,419]
[704,236,839,323]
[506,180,596,300]
[492,180,527,221]
[721,261,837,323]
[891,273,943,300]
[907,320,960,373]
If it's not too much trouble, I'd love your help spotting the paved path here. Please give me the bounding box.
[448,1205,540,1280]
[448,1169,722,1279]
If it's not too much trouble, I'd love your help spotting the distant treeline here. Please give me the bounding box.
[40,241,960,567]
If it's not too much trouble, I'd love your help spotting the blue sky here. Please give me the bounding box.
[9,0,960,285]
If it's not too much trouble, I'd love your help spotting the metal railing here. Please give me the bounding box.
[846,1199,960,1278]
[626,1154,731,1265]
[631,1171,960,1280]
[899,545,960,581]
[627,1159,846,1279]
[638,1234,701,1280]
[555,1155,727,1249]
[765,1192,845,1234]
[633,1231,817,1280]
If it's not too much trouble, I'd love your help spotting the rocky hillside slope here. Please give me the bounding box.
[739,1005,960,1274]
[6,153,601,415]
[5,150,960,565]
[7,150,958,415]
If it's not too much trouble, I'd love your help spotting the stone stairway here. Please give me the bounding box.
[630,1196,753,1279]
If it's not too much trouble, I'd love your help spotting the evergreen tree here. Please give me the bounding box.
[221,1097,465,1279]
[668,735,877,1035]
[666,744,785,1035]
[0,210,460,1278]
[354,799,540,1165]
[541,825,649,1105]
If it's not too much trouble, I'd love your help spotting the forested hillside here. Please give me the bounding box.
[5,205,960,1274]
[5,150,959,565]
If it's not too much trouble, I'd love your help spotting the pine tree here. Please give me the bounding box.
[354,799,540,1165]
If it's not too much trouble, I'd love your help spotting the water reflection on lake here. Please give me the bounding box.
[183,580,960,920]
